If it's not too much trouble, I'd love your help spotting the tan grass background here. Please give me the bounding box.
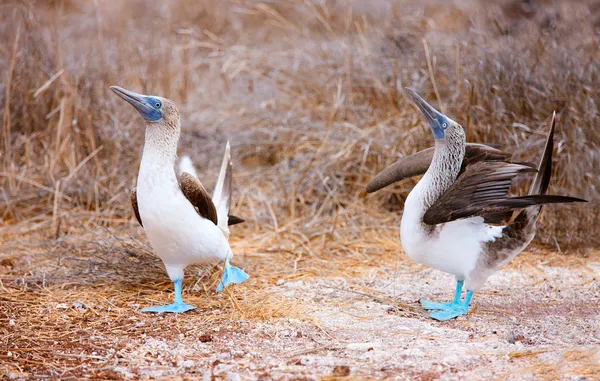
[1,0,598,250]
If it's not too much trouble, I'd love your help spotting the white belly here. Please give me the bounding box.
[400,186,504,278]
[137,175,230,268]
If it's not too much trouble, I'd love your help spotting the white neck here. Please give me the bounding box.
[419,131,466,210]
[139,123,180,185]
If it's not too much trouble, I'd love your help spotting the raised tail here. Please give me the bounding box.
[212,142,245,235]
[529,112,556,196]
[522,112,586,221]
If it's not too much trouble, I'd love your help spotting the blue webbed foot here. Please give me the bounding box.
[140,278,196,314]
[420,299,456,311]
[422,281,474,321]
[428,305,468,321]
[140,302,196,314]
[216,257,249,292]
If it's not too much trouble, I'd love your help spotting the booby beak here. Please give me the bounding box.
[406,88,448,141]
[110,86,162,122]
[365,89,454,193]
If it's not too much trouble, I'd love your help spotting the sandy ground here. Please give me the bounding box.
[0,229,599,380]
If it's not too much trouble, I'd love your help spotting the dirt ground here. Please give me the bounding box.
[1,226,598,380]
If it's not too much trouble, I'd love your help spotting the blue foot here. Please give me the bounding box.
[428,305,469,321]
[425,289,474,321]
[216,258,249,292]
[420,299,456,311]
[140,303,196,314]
[140,278,196,314]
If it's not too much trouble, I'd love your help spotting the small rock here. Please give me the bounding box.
[72,301,86,309]
[346,342,381,351]
[9,319,15,326]
[275,279,285,286]
[55,303,68,310]
[507,333,526,344]
[225,372,241,381]
[217,352,231,360]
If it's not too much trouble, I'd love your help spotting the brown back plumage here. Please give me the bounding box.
[179,172,218,225]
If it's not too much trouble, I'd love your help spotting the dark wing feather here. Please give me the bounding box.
[366,143,525,193]
[423,162,537,225]
[130,188,143,227]
[179,172,218,225]
[459,144,511,174]
[423,161,585,225]
[228,215,245,225]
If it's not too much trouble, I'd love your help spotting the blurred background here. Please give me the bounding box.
[1,0,598,249]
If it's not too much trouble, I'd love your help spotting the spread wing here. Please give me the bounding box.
[422,162,537,225]
[422,161,583,226]
[179,172,218,225]
[366,143,513,193]
[130,188,143,227]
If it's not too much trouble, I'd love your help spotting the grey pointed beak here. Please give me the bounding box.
[110,86,149,111]
[407,88,442,125]
[110,86,162,121]
[406,88,447,141]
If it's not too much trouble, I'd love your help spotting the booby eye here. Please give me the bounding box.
[442,122,448,129]
[155,101,162,108]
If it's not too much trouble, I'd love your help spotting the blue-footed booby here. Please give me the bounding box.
[367,89,586,321]
[110,86,248,314]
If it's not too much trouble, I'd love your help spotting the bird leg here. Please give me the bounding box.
[421,280,464,310]
[216,257,249,292]
[140,278,197,314]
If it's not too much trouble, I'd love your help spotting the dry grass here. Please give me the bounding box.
[1,0,599,378]
[1,0,598,245]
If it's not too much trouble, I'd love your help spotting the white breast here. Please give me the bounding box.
[400,180,504,279]
[136,159,231,273]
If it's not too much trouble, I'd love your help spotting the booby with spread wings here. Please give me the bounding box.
[367,89,586,321]
[111,86,248,313]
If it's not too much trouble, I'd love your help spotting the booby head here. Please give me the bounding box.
[110,86,179,128]
[407,88,460,141]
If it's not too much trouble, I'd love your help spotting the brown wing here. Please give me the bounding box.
[130,188,143,227]
[423,162,537,225]
[422,162,584,225]
[179,172,218,225]
[366,143,515,193]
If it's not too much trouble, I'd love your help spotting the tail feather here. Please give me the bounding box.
[212,142,233,234]
[497,194,587,210]
[228,215,245,225]
[529,112,555,196]
[179,155,197,178]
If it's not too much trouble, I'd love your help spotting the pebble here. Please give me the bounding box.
[225,372,241,381]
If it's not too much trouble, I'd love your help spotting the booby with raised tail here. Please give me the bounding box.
[367,89,586,321]
[111,86,248,313]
